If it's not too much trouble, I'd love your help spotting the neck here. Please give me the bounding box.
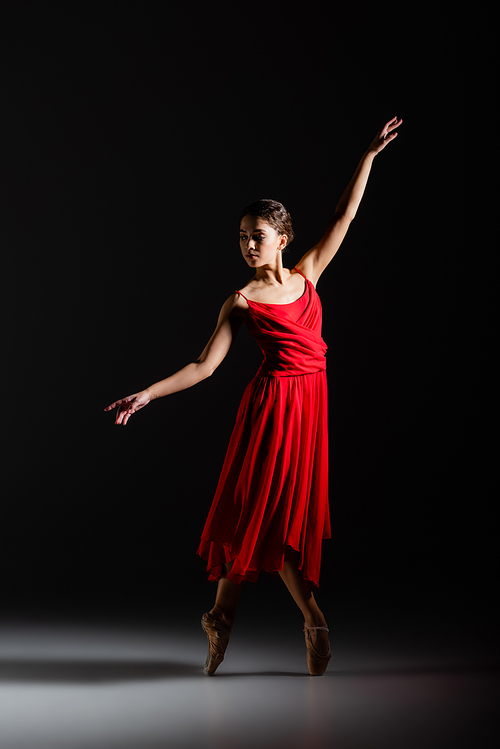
[254,252,287,285]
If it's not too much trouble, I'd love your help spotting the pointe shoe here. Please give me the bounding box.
[303,624,331,676]
[201,611,232,676]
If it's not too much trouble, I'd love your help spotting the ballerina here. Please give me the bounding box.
[105,116,402,675]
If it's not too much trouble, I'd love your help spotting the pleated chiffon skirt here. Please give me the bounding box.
[197,368,330,588]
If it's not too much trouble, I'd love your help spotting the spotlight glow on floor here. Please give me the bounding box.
[0,619,497,749]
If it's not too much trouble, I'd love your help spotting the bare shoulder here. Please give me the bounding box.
[293,255,319,287]
[221,291,249,318]
[236,277,259,297]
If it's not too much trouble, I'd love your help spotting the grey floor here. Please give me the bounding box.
[0,615,497,749]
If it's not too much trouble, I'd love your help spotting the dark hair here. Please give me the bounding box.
[239,199,295,251]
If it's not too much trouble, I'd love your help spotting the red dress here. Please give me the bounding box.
[197,267,330,588]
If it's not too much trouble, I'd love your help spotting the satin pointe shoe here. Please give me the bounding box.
[201,611,233,676]
[303,624,331,676]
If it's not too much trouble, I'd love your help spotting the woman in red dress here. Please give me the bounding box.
[105,117,402,675]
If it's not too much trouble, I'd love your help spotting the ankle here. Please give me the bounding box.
[304,614,328,629]
[211,607,234,629]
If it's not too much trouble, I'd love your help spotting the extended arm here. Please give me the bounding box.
[297,116,402,285]
[105,294,244,425]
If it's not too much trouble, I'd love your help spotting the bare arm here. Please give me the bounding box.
[297,116,402,286]
[104,293,245,425]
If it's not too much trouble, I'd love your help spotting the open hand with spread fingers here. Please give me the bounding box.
[367,116,403,155]
[104,390,151,425]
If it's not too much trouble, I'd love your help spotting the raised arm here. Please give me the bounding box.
[297,116,402,286]
[104,294,245,425]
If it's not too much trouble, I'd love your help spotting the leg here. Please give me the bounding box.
[279,549,331,669]
[278,549,327,628]
[210,559,244,629]
[202,560,243,676]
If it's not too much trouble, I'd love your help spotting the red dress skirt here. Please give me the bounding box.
[197,267,330,588]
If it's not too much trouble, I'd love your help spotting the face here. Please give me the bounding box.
[239,215,287,267]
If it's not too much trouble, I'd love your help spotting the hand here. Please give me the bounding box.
[367,116,402,155]
[104,390,151,425]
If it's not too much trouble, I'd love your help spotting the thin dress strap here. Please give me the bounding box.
[293,266,308,282]
[234,289,250,302]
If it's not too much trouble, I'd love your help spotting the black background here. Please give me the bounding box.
[2,1,495,646]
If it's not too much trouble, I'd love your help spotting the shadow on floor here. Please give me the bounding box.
[210,671,308,678]
[1,657,496,684]
[0,658,315,682]
[0,659,202,683]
